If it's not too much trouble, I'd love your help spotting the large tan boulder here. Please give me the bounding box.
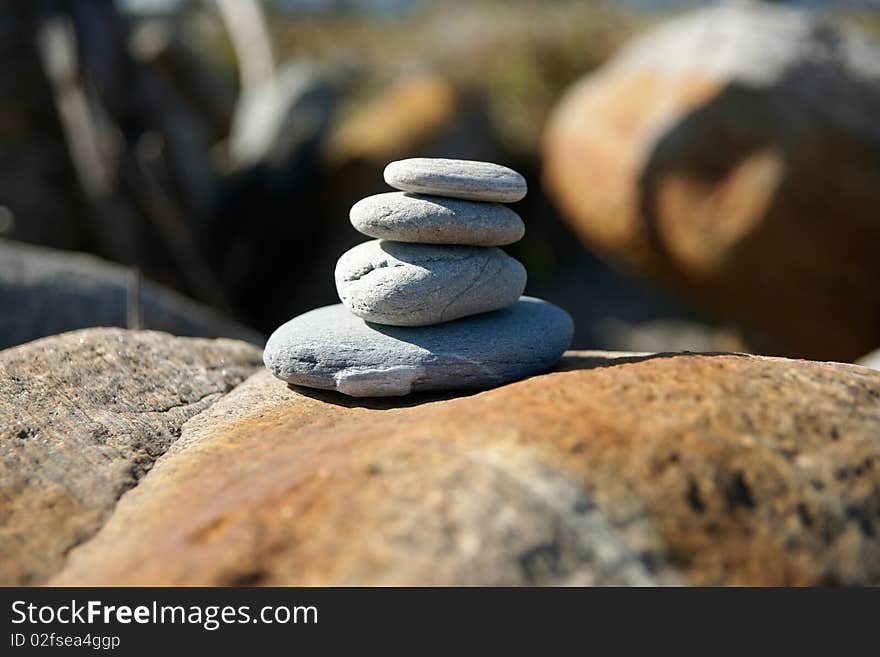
[0,328,262,584]
[543,5,880,362]
[52,351,880,586]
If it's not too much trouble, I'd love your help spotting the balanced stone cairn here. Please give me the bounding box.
[264,158,574,397]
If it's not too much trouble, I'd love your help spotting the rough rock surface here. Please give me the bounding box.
[385,158,527,203]
[335,240,527,326]
[0,328,262,585]
[0,239,263,350]
[350,192,525,246]
[263,298,573,396]
[543,5,880,362]
[54,351,880,586]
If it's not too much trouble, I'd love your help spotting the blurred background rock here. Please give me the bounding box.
[1,0,878,359]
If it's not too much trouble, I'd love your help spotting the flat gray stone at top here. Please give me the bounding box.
[384,158,528,203]
[263,297,574,397]
[335,240,526,327]
[350,192,525,246]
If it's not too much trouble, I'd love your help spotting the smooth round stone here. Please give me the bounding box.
[263,297,574,397]
[335,239,526,326]
[384,158,528,203]
[350,192,525,246]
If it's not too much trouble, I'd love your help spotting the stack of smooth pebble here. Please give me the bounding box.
[264,158,574,397]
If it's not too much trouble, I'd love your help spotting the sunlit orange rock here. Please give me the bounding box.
[544,5,880,361]
[53,351,880,586]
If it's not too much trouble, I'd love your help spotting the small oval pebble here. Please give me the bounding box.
[384,158,528,203]
[263,298,573,396]
[335,240,526,327]
[350,192,525,246]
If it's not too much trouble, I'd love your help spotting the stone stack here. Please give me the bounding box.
[264,158,573,397]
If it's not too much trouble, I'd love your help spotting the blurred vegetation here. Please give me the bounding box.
[178,1,647,154]
[4,0,878,348]
[176,0,880,154]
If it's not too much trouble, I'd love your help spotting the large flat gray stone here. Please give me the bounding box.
[263,297,574,397]
[384,158,527,203]
[350,192,525,246]
[335,240,526,326]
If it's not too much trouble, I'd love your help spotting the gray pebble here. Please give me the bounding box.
[263,297,574,397]
[350,192,525,246]
[384,158,528,203]
[335,240,526,326]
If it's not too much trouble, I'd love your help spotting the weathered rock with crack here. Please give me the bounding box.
[53,351,880,586]
[350,192,525,246]
[384,158,527,202]
[0,328,262,585]
[335,239,526,326]
[263,298,573,396]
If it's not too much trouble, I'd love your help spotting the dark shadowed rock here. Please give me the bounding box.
[0,239,263,349]
[0,328,262,584]
[53,351,880,586]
